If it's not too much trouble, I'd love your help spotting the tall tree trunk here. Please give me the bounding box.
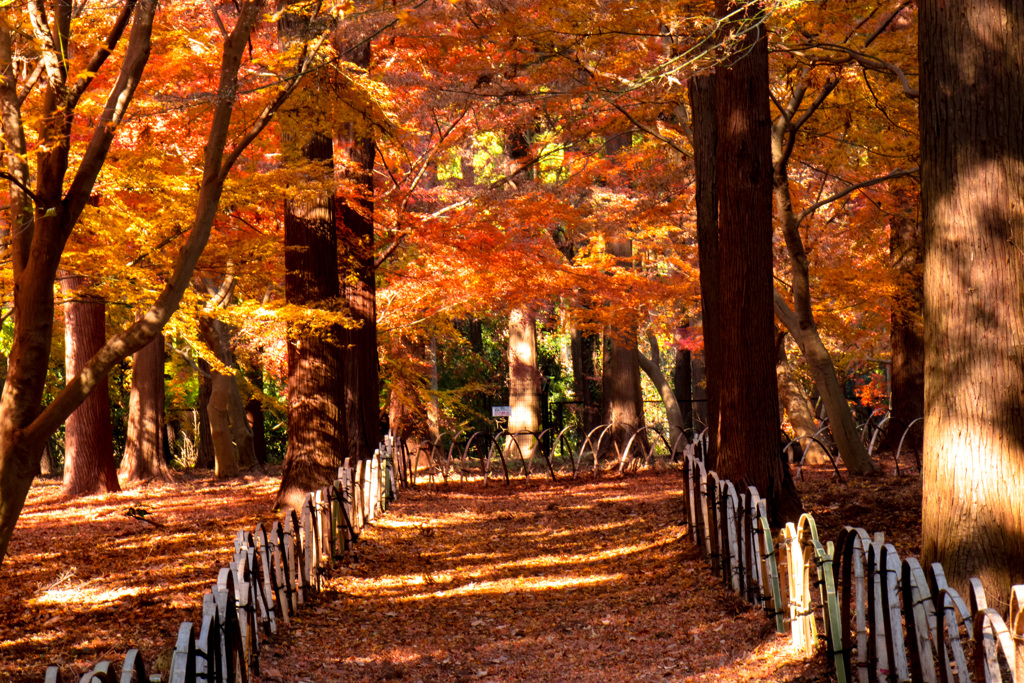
[195,358,215,469]
[689,73,721,470]
[276,131,347,510]
[60,274,119,495]
[245,361,268,465]
[714,0,802,524]
[601,239,646,458]
[691,351,709,434]
[672,342,692,436]
[120,332,173,483]
[570,326,600,434]
[200,316,256,474]
[881,199,924,454]
[920,0,1024,610]
[336,38,380,463]
[508,307,541,459]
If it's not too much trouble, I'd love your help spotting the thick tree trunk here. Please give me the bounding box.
[200,316,256,474]
[691,352,709,434]
[601,239,646,458]
[508,307,541,459]
[689,73,721,470]
[714,0,802,524]
[336,39,380,463]
[776,333,828,465]
[276,131,347,510]
[920,0,1024,609]
[60,274,119,496]
[120,332,173,483]
[881,200,924,454]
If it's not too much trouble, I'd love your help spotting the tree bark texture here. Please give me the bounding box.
[200,316,257,474]
[60,274,119,495]
[195,358,215,469]
[120,332,172,483]
[882,200,924,454]
[689,73,721,469]
[601,238,646,458]
[336,38,380,463]
[920,0,1024,610]
[276,131,347,510]
[508,307,541,460]
[714,0,802,524]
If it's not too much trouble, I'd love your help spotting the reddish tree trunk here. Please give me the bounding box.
[688,73,721,469]
[336,40,380,462]
[714,0,801,524]
[61,274,119,496]
[276,131,347,510]
[120,332,172,483]
[601,238,645,457]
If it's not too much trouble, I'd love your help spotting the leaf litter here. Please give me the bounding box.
[0,464,924,682]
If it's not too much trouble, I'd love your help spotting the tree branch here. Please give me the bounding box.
[66,0,139,109]
[796,166,918,224]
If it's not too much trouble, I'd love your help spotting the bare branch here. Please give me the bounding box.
[796,166,918,224]
[66,0,139,109]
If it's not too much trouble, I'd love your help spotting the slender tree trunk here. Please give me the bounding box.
[195,358,215,469]
[920,0,1024,609]
[881,199,924,454]
[773,177,875,474]
[336,39,380,463]
[200,317,256,474]
[570,327,600,433]
[276,131,347,510]
[120,332,173,482]
[672,342,692,435]
[60,274,119,495]
[689,73,721,470]
[714,0,802,524]
[639,333,686,450]
[776,332,827,464]
[691,351,709,434]
[245,361,268,465]
[508,308,541,459]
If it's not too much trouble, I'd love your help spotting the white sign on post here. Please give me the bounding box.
[492,406,511,418]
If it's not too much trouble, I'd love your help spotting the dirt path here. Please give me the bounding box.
[261,471,829,682]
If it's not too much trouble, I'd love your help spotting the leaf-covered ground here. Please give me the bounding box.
[262,471,830,683]
[0,463,922,682]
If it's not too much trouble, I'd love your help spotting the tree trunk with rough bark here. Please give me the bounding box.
[672,343,692,436]
[120,332,173,483]
[689,73,721,470]
[195,358,215,469]
[276,131,347,510]
[60,274,119,495]
[714,0,802,525]
[920,0,1024,610]
[601,238,646,458]
[570,327,600,434]
[336,38,380,463]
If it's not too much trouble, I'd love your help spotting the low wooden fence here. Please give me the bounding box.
[393,423,690,486]
[43,445,400,683]
[679,438,1024,683]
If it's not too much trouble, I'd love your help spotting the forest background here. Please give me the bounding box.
[0,0,919,575]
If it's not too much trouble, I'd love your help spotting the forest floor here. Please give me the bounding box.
[0,456,922,682]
